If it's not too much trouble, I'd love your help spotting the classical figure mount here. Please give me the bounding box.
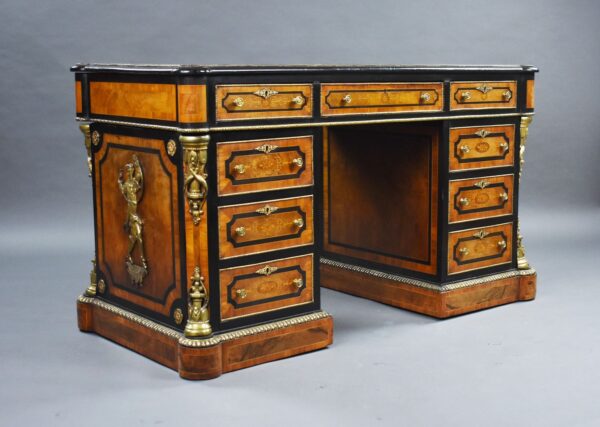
[118,154,148,287]
[181,136,209,225]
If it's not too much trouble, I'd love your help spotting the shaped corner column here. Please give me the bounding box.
[517,116,533,270]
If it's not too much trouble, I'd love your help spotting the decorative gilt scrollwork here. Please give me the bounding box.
[255,144,279,154]
[255,204,278,216]
[472,230,489,239]
[79,124,92,177]
[181,135,210,225]
[518,116,534,269]
[118,154,148,287]
[166,139,177,157]
[256,265,278,276]
[476,84,493,94]
[253,88,279,99]
[184,266,212,338]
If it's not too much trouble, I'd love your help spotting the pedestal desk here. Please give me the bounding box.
[72,64,537,379]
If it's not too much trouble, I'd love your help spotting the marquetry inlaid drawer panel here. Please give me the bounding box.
[215,84,313,121]
[320,83,443,116]
[450,81,517,110]
[448,223,513,274]
[449,175,514,223]
[218,196,314,259]
[449,125,515,171]
[219,254,314,321]
[217,136,313,196]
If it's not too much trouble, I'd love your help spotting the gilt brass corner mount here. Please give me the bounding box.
[85,259,97,297]
[181,135,210,225]
[184,266,212,338]
[79,124,92,177]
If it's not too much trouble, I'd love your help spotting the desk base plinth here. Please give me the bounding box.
[77,296,333,380]
[320,261,536,318]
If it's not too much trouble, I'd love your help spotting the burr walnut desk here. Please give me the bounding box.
[72,64,537,379]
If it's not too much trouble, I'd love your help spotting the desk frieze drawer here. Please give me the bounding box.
[217,136,313,196]
[320,83,444,116]
[448,223,513,274]
[218,196,314,259]
[220,254,314,321]
[450,81,517,110]
[215,84,313,121]
[449,125,515,171]
[449,174,514,223]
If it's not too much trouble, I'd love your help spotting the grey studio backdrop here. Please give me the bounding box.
[1,1,599,426]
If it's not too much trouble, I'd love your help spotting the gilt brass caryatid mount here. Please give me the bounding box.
[517,116,534,269]
[184,266,212,338]
[118,154,148,286]
[181,135,209,225]
[79,124,92,176]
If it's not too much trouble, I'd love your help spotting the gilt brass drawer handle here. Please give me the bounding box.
[291,96,304,106]
[236,289,248,299]
[233,164,246,174]
[293,218,304,228]
[460,145,471,155]
[499,192,509,202]
[460,91,472,102]
[256,265,278,276]
[235,226,246,237]
[459,247,470,257]
[497,240,507,250]
[499,142,509,154]
[292,278,303,289]
[256,204,278,215]
[503,90,512,101]
[291,157,304,167]
[232,97,245,107]
[420,92,431,102]
[342,94,352,104]
[459,197,470,207]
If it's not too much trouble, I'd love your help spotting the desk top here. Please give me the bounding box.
[71,63,538,75]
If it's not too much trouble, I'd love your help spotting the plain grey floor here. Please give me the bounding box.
[1,207,599,427]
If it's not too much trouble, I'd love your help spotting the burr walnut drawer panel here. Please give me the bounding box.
[449,174,514,223]
[320,83,443,116]
[217,136,314,196]
[449,125,515,171]
[219,254,314,321]
[215,84,313,121]
[450,81,517,110]
[218,196,314,259]
[448,223,513,274]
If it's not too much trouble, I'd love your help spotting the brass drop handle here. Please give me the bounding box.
[291,96,304,105]
[293,218,304,228]
[291,157,304,167]
[499,192,509,202]
[460,145,471,155]
[236,289,248,299]
[420,92,431,102]
[459,197,470,206]
[461,91,472,101]
[292,278,303,289]
[459,247,470,257]
[499,142,509,153]
[233,164,246,174]
[235,226,246,237]
[497,240,507,250]
[503,90,512,101]
[232,97,245,107]
[342,94,352,104]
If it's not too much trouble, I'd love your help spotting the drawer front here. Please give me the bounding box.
[215,84,313,121]
[320,83,443,116]
[449,175,514,223]
[219,254,314,321]
[217,136,314,196]
[450,81,517,110]
[448,223,513,274]
[218,196,314,259]
[449,125,515,171]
